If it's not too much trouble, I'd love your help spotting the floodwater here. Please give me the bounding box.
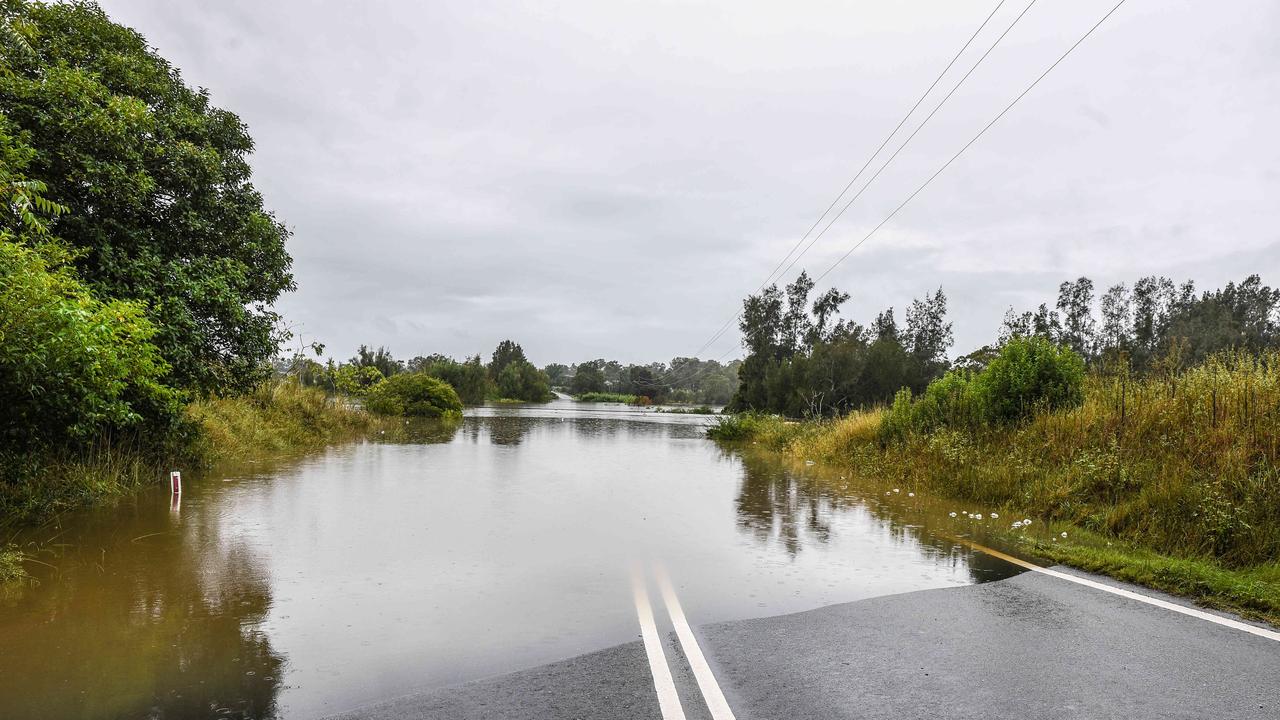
[0,400,1024,719]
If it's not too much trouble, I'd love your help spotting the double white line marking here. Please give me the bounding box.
[631,563,737,720]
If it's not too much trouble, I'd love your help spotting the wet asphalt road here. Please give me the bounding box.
[326,567,1279,720]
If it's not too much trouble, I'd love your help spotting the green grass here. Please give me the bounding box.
[0,546,25,583]
[1005,525,1280,626]
[1,380,384,523]
[0,440,176,521]
[187,379,383,464]
[575,392,638,403]
[712,351,1280,624]
[654,405,717,415]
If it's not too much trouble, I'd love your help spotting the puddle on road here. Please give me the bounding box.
[0,400,1025,719]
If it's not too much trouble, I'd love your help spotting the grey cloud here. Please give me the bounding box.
[101,0,1280,365]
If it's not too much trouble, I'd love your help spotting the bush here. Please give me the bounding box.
[877,388,916,442]
[366,373,463,417]
[974,336,1085,424]
[0,240,181,449]
[495,361,553,402]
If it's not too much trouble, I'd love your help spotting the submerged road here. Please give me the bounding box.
[327,563,1279,720]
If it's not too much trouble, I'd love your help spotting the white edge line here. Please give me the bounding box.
[632,565,688,720]
[653,562,738,720]
[957,536,1280,643]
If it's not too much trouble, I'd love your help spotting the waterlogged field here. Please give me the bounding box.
[0,400,1025,719]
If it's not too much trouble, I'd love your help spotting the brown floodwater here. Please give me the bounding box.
[0,400,1025,719]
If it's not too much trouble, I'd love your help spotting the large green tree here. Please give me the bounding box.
[0,0,293,393]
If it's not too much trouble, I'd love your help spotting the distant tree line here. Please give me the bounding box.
[996,275,1279,371]
[288,339,553,404]
[551,357,741,405]
[729,272,953,417]
[731,272,1280,418]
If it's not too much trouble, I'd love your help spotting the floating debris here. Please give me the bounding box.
[949,512,957,518]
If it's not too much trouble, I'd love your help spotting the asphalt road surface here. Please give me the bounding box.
[326,565,1279,720]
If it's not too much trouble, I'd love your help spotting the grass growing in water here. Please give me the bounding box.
[1,380,386,524]
[653,405,718,415]
[188,379,382,464]
[713,350,1280,624]
[575,392,638,403]
[0,546,25,582]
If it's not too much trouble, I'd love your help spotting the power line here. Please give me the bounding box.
[814,0,1129,285]
[772,0,1038,285]
[753,0,1012,294]
[687,0,1017,361]
[670,0,1127,387]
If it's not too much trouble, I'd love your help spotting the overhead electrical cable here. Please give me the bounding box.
[685,0,1019,363]
[812,0,1129,285]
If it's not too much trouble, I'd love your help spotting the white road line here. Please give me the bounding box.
[958,537,1280,643]
[653,563,738,720]
[631,565,688,720]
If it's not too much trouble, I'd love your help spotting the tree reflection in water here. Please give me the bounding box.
[730,449,1022,583]
[0,503,283,719]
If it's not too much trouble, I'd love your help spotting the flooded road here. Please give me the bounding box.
[0,400,1023,719]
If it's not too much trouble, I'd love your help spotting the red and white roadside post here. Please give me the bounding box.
[170,470,182,495]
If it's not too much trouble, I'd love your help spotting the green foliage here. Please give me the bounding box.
[329,363,384,396]
[575,392,637,403]
[707,413,778,442]
[495,360,552,402]
[1002,274,1280,370]
[974,336,1085,424]
[365,372,463,417]
[413,354,489,405]
[542,362,570,386]
[879,337,1084,439]
[1,0,295,393]
[0,546,23,582]
[489,339,528,379]
[350,345,403,378]
[570,360,606,395]
[0,238,181,448]
[729,272,951,417]
[188,379,379,462]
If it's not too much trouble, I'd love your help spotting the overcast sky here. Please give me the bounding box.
[99,0,1280,366]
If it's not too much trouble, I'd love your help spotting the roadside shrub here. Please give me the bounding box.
[913,370,981,430]
[366,372,463,418]
[973,336,1085,424]
[0,239,181,449]
[877,388,916,442]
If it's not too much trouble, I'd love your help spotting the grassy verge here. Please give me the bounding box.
[186,380,382,464]
[710,353,1280,625]
[1,380,382,526]
[1008,525,1280,625]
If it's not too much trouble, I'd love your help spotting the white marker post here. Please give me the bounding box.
[169,470,182,495]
